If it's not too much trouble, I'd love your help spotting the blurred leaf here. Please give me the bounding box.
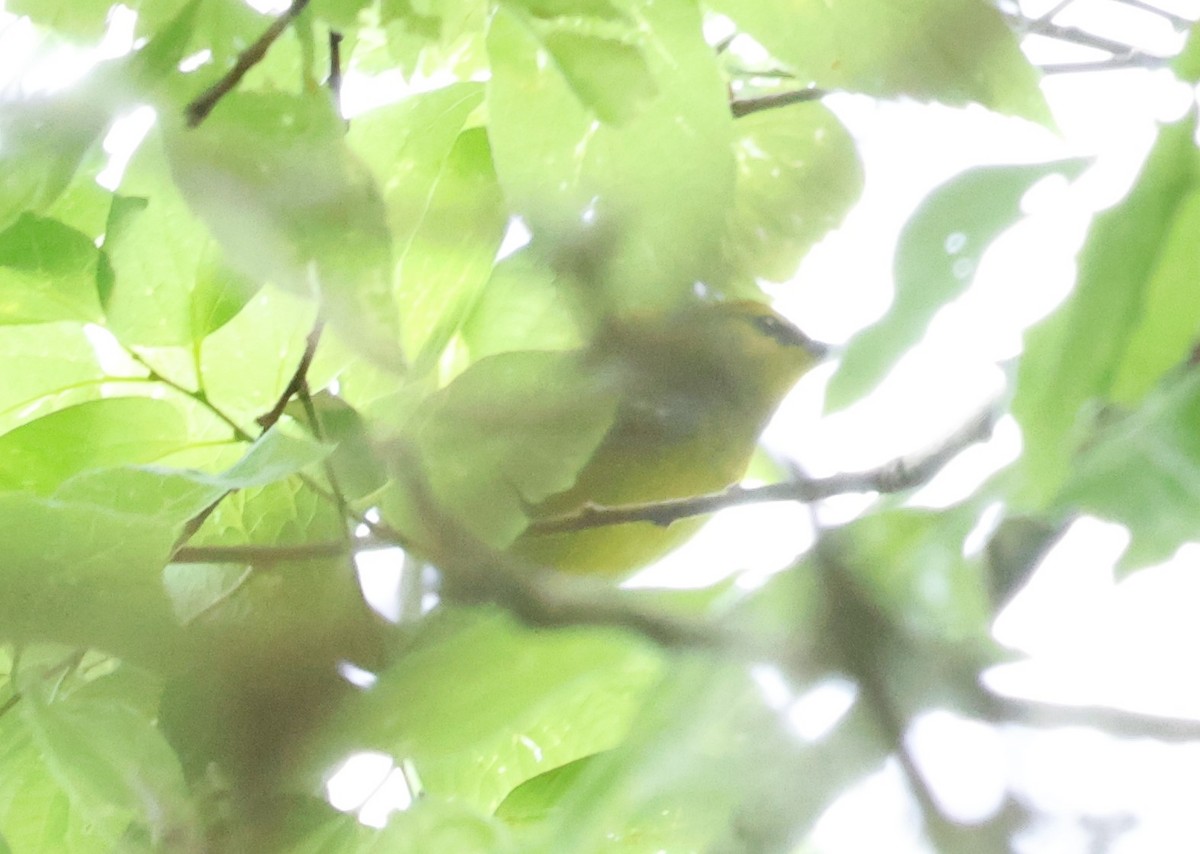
[461,248,583,360]
[509,656,883,853]
[486,0,734,313]
[0,214,103,324]
[828,158,1085,412]
[104,133,261,346]
[826,505,992,643]
[0,710,106,853]
[288,392,386,500]
[0,491,183,664]
[1174,20,1200,84]
[1109,188,1200,402]
[165,92,400,366]
[6,0,116,40]
[349,84,504,368]
[0,398,190,495]
[1013,113,1200,507]
[342,609,661,812]
[21,685,198,849]
[985,514,1068,609]
[385,349,618,549]
[0,81,112,230]
[395,128,506,371]
[710,0,1051,124]
[1060,372,1200,571]
[724,103,863,285]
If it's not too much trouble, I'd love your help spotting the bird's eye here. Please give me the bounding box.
[751,313,788,338]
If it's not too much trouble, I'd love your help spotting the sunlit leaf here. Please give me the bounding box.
[0,214,103,325]
[165,92,400,366]
[710,0,1051,124]
[21,686,198,848]
[0,398,190,495]
[723,103,863,285]
[1013,113,1200,507]
[1060,372,1200,572]
[486,0,734,313]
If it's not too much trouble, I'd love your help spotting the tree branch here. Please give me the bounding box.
[185,0,313,127]
[1005,12,1151,57]
[171,540,351,565]
[983,689,1200,742]
[256,320,324,432]
[1038,55,1172,74]
[731,88,827,118]
[528,406,998,535]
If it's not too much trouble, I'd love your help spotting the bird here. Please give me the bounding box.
[390,299,826,577]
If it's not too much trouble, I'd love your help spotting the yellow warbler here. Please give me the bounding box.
[508,299,825,575]
[392,299,824,576]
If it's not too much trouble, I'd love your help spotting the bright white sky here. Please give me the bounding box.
[4,1,1200,850]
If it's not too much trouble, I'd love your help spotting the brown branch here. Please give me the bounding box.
[185,0,313,127]
[983,690,1200,743]
[1038,55,1172,74]
[1006,12,1148,57]
[171,540,351,565]
[328,31,344,113]
[257,320,324,431]
[528,406,998,535]
[731,88,826,118]
[367,451,797,657]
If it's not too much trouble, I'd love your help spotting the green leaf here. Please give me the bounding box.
[0,81,113,230]
[710,0,1051,124]
[538,27,656,126]
[0,711,101,853]
[395,127,506,371]
[724,103,863,285]
[165,92,400,366]
[21,687,197,848]
[387,349,619,549]
[103,131,262,347]
[826,505,993,642]
[0,214,103,324]
[0,492,183,664]
[486,0,734,313]
[1060,372,1200,572]
[5,0,115,41]
[349,84,505,367]
[344,609,662,812]
[827,158,1086,412]
[461,249,584,360]
[0,324,104,435]
[1174,20,1200,84]
[1012,113,1200,507]
[0,398,190,495]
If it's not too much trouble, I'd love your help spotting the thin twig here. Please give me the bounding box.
[1005,12,1147,56]
[528,406,998,535]
[1039,55,1172,74]
[731,88,827,118]
[984,690,1200,742]
[185,0,313,127]
[366,453,795,657]
[257,321,325,432]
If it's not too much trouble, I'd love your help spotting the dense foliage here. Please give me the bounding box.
[0,0,1198,851]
